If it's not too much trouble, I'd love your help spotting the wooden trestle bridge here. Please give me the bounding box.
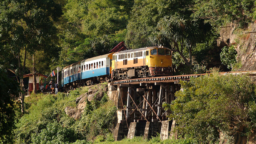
[112,71,256,141]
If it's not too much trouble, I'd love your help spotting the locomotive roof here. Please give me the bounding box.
[113,46,169,54]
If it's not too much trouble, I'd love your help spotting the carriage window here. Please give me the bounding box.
[151,49,157,55]
[99,62,101,68]
[102,61,104,67]
[134,52,142,57]
[134,58,138,64]
[123,59,127,65]
[96,62,98,68]
[166,49,171,55]
[89,64,91,70]
[128,53,130,58]
[131,53,133,58]
[85,65,88,70]
[124,54,127,59]
[158,49,165,55]
[146,51,149,56]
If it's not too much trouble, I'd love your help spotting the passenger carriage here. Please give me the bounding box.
[80,53,113,85]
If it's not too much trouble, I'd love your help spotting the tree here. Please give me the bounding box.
[192,0,256,27]
[220,45,237,69]
[164,72,256,143]
[58,0,133,65]
[126,0,215,67]
[0,0,62,113]
[0,69,19,143]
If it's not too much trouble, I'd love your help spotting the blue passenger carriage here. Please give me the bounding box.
[80,53,113,85]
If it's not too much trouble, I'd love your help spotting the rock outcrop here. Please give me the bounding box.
[65,83,109,119]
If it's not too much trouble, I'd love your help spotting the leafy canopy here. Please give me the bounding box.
[0,69,19,143]
[220,45,237,69]
[164,73,256,143]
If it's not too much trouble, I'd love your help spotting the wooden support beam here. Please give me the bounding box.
[141,93,162,122]
[119,84,130,87]
[128,90,149,122]
[153,89,157,117]
[130,88,161,122]
[126,87,131,119]
[140,83,148,87]
[146,90,152,118]
[157,85,163,117]
[136,88,145,92]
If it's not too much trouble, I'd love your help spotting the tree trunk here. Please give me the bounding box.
[33,54,36,94]
[17,50,25,114]
[20,47,27,114]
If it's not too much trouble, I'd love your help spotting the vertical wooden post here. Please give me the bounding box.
[152,89,157,119]
[142,92,146,119]
[146,90,152,119]
[157,85,163,117]
[126,86,131,119]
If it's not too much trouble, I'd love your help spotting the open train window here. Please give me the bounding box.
[151,49,157,55]
[99,61,101,68]
[158,49,165,55]
[123,59,127,65]
[146,51,149,56]
[128,53,130,58]
[102,61,104,67]
[134,58,138,64]
[131,53,133,58]
[95,62,98,68]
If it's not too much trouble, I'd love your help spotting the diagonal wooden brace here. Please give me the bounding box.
[128,92,149,122]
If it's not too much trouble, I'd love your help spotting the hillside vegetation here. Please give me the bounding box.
[1,0,256,143]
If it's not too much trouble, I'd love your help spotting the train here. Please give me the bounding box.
[60,46,172,90]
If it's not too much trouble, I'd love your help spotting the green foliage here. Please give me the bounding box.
[192,0,256,27]
[164,73,256,143]
[14,89,83,143]
[220,46,237,69]
[0,0,62,74]
[14,84,116,143]
[0,69,19,143]
[126,0,215,67]
[75,101,117,140]
[31,121,77,144]
[58,0,133,65]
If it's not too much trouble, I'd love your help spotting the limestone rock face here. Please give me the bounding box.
[65,83,111,120]
[65,107,76,117]
[218,22,256,71]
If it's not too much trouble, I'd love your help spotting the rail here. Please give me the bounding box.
[112,70,256,85]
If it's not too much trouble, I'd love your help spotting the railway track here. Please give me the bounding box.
[112,70,256,85]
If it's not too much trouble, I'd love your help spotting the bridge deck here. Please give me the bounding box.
[112,70,256,85]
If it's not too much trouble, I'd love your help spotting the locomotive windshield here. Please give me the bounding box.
[158,49,165,55]
[151,49,157,55]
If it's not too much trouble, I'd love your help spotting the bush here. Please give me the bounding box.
[164,72,256,143]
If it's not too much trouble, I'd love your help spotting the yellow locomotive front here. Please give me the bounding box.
[112,46,172,80]
[146,47,172,76]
